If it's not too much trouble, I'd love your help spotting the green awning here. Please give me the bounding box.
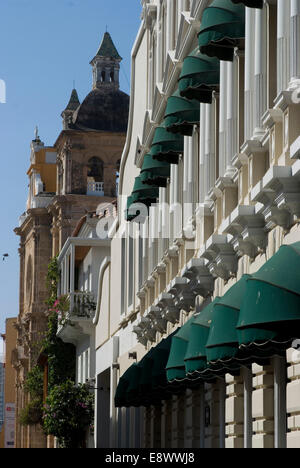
[131,176,159,206]
[138,336,174,406]
[184,298,220,376]
[166,318,195,382]
[151,335,174,391]
[115,364,138,408]
[140,154,170,188]
[150,124,184,164]
[115,336,174,408]
[126,364,143,407]
[206,276,250,366]
[178,48,220,103]
[237,243,300,349]
[164,89,200,136]
[198,0,245,62]
[231,0,263,8]
[125,196,146,222]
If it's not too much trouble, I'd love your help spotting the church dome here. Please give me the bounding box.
[72,87,129,132]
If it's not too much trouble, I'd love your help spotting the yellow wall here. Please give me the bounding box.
[27,147,57,194]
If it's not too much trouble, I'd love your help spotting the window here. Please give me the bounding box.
[87,157,104,182]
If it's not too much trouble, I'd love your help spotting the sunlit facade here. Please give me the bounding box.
[94,0,300,449]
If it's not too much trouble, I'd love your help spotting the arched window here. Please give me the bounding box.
[110,70,115,83]
[87,157,104,182]
[101,70,106,83]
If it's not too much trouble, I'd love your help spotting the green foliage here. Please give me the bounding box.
[42,312,76,389]
[20,366,44,427]
[20,258,77,433]
[24,365,44,400]
[19,399,43,427]
[43,380,94,448]
[45,256,60,308]
[43,257,76,389]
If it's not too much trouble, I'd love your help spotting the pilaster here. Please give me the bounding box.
[150,405,162,448]
[184,387,203,448]
[161,399,172,448]
[171,394,185,448]
[225,373,244,449]
[252,363,274,448]
[287,347,300,448]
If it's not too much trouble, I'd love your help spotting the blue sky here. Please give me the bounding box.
[0,0,141,348]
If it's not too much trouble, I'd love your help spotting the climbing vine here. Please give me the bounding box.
[20,257,93,448]
[43,380,94,449]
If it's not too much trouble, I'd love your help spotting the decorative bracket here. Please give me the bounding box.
[157,292,180,324]
[182,258,214,298]
[168,277,195,312]
[147,306,167,334]
[251,166,299,230]
[223,205,267,259]
[200,235,238,280]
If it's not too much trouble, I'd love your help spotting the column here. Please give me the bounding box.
[169,165,175,244]
[199,104,206,203]
[161,187,169,253]
[253,7,267,138]
[219,62,227,177]
[225,60,238,178]
[171,394,185,448]
[286,347,300,448]
[273,356,287,448]
[243,367,253,448]
[184,388,203,448]
[161,400,172,448]
[178,0,184,32]
[109,337,119,448]
[183,136,193,230]
[172,164,181,241]
[144,407,151,448]
[244,8,255,141]
[166,0,175,52]
[70,243,75,295]
[150,405,162,448]
[205,104,216,196]
[252,363,274,448]
[142,219,148,285]
[289,0,300,88]
[204,380,225,448]
[277,0,290,95]
[225,373,244,448]
[134,407,141,448]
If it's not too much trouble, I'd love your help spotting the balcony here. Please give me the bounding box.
[57,292,96,345]
[87,181,104,196]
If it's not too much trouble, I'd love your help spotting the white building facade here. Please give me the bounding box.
[93,0,300,449]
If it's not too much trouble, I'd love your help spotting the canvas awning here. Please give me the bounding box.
[237,243,300,351]
[150,124,184,164]
[198,0,245,61]
[164,89,200,136]
[166,318,195,382]
[131,176,159,206]
[231,0,263,8]
[140,154,171,188]
[178,48,220,103]
[205,275,250,369]
[184,298,220,376]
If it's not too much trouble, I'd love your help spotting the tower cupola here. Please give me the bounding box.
[90,32,122,90]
